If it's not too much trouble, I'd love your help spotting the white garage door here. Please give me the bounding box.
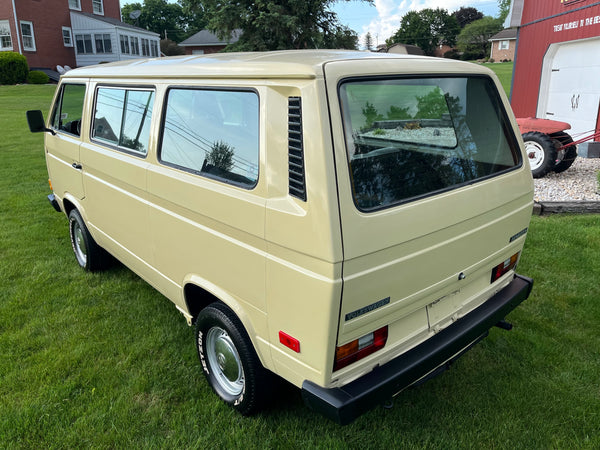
[538,38,600,139]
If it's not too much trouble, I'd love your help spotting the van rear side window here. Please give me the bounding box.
[340,76,521,211]
[92,87,154,155]
[159,88,259,189]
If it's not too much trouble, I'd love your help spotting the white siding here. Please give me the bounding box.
[70,12,160,67]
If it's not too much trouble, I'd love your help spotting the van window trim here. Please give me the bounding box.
[337,73,523,213]
[157,85,261,191]
[90,84,157,159]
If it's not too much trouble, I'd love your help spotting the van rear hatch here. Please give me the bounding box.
[324,59,534,382]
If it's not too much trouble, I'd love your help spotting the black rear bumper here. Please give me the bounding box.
[302,274,533,425]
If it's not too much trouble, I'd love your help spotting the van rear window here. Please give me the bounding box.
[339,76,521,211]
[159,88,259,189]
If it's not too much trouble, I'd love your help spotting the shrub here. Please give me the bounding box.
[488,58,495,63]
[0,51,29,85]
[443,50,460,60]
[27,70,49,84]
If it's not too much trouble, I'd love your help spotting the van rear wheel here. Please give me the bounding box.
[195,302,270,415]
[68,209,110,271]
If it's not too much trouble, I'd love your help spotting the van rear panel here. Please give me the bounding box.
[323,61,533,387]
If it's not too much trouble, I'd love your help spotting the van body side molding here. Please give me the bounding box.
[302,274,534,425]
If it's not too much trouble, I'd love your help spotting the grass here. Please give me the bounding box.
[484,61,514,97]
[2,84,600,448]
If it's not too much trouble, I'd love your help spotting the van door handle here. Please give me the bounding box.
[72,162,82,170]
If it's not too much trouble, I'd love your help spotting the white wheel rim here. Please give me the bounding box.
[73,223,87,265]
[525,140,544,170]
[206,327,244,396]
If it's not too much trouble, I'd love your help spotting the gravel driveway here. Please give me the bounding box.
[534,157,600,202]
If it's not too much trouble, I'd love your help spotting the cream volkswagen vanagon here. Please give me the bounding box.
[27,50,534,424]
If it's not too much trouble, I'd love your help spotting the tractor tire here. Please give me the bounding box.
[522,131,557,178]
[550,131,577,174]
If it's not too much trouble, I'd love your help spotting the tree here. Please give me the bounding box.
[180,0,369,51]
[364,32,374,51]
[456,16,503,60]
[160,39,185,56]
[453,7,483,29]
[122,0,205,42]
[387,8,460,56]
[498,0,511,21]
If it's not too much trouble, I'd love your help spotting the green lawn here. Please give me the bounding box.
[1,84,599,448]
[485,61,514,97]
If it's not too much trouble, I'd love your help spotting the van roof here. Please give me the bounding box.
[62,50,484,80]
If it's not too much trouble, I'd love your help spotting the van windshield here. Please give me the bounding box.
[339,76,521,211]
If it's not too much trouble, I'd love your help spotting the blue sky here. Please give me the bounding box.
[332,0,501,48]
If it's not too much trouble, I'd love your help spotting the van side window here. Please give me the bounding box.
[92,87,154,155]
[51,84,86,136]
[160,88,259,189]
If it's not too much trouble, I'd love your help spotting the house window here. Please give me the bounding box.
[499,40,510,50]
[141,38,149,56]
[0,20,12,50]
[130,36,139,55]
[62,27,73,47]
[95,34,112,53]
[75,34,94,54]
[92,0,104,15]
[68,0,81,10]
[20,21,36,51]
[120,35,129,54]
[151,40,158,57]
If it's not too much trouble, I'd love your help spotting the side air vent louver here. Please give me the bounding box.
[288,97,306,201]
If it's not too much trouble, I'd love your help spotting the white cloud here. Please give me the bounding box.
[359,0,498,48]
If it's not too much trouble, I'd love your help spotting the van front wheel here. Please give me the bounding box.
[196,302,270,415]
[68,209,110,271]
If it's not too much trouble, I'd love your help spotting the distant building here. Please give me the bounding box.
[0,0,159,77]
[179,30,242,55]
[489,28,517,61]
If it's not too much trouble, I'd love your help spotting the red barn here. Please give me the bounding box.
[509,0,600,142]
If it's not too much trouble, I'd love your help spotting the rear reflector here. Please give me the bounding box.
[279,331,300,353]
[333,326,388,371]
[491,252,520,283]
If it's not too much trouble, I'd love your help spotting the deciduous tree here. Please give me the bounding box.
[456,16,503,60]
[387,8,460,56]
[453,7,483,29]
[180,0,370,51]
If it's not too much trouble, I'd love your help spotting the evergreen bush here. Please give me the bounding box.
[0,52,29,85]
[27,70,50,84]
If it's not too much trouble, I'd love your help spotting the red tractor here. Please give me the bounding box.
[517,118,578,178]
[518,118,600,178]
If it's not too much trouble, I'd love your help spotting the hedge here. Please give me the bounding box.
[0,52,29,85]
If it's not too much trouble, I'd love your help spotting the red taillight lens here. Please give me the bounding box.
[491,252,520,283]
[333,326,388,371]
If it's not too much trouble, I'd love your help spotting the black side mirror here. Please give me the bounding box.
[26,110,55,135]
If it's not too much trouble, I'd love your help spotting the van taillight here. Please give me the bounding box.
[333,326,388,371]
[491,252,520,283]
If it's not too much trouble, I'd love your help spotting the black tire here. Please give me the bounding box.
[68,209,111,271]
[522,131,557,178]
[196,302,271,415]
[550,131,577,174]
